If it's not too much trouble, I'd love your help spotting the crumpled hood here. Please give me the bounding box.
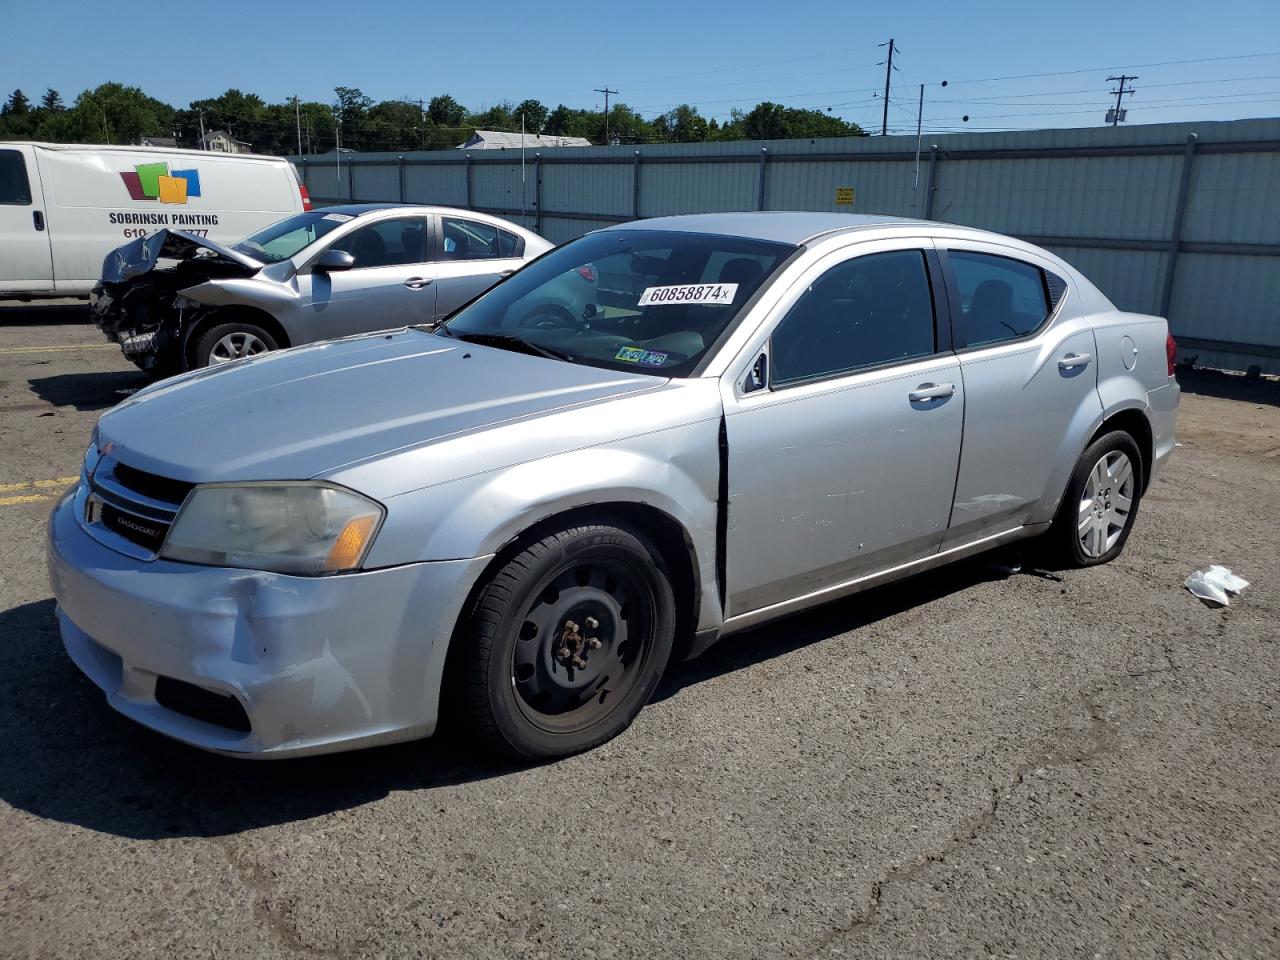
[96,329,665,489]
[100,228,263,285]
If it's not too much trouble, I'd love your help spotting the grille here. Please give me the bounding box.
[86,455,190,558]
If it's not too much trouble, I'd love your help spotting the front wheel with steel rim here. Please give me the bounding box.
[1045,430,1144,568]
[454,522,676,759]
[193,321,279,369]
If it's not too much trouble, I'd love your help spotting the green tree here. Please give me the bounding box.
[741,102,864,141]
[70,82,174,144]
[41,88,64,111]
[467,101,516,131]
[3,90,32,116]
[514,99,548,133]
[653,104,708,142]
[428,94,466,128]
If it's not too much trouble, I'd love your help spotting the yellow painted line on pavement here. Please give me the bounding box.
[0,343,117,355]
[0,476,78,506]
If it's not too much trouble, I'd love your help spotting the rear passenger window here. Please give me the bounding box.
[770,250,936,387]
[950,252,1051,347]
[0,150,33,204]
[442,217,518,261]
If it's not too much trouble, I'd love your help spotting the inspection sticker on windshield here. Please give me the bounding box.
[615,346,668,366]
[321,213,355,222]
[638,283,738,306]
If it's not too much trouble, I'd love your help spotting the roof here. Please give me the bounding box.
[2,140,281,160]
[602,212,931,245]
[457,130,593,150]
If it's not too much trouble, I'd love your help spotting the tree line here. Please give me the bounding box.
[0,83,866,154]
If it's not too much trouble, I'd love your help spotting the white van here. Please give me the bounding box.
[0,142,310,298]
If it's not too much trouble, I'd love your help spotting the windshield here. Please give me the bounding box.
[233,210,359,263]
[440,230,793,376]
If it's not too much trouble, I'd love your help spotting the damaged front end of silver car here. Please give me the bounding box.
[90,229,262,374]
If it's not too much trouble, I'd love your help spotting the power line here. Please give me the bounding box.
[943,50,1280,86]
[1106,74,1138,126]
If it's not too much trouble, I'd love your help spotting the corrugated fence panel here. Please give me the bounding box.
[539,216,619,245]
[1182,150,1280,245]
[766,160,921,216]
[1043,245,1167,317]
[404,163,467,206]
[1173,253,1280,348]
[638,161,757,217]
[936,155,1181,240]
[541,163,630,217]
[351,163,397,202]
[471,161,529,213]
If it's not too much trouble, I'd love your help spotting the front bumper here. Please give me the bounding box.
[46,487,489,757]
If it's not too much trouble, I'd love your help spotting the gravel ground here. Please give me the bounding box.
[0,300,1277,959]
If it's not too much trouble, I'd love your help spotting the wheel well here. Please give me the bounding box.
[451,503,703,671]
[1090,408,1154,491]
[183,307,290,369]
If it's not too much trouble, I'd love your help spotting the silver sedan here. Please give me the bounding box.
[90,204,559,372]
[50,212,1179,759]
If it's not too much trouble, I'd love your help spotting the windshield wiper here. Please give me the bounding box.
[453,332,574,362]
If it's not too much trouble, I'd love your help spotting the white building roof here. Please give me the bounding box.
[456,130,593,150]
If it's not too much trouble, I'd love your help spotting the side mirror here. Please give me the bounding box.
[315,249,355,272]
[743,351,769,393]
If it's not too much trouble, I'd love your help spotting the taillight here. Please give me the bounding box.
[576,264,597,283]
[299,184,313,211]
[1166,333,1177,376]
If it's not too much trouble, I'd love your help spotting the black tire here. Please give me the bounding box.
[1043,430,1144,568]
[192,320,278,369]
[456,523,676,760]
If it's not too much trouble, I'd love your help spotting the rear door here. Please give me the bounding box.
[298,215,437,338]
[940,244,1100,546]
[430,216,526,321]
[0,146,54,293]
[722,239,964,618]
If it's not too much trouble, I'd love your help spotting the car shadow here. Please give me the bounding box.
[28,371,151,412]
[0,301,90,327]
[1178,367,1279,408]
[0,559,1014,841]
[656,556,1005,701]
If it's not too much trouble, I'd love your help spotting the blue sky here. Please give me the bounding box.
[4,0,1279,133]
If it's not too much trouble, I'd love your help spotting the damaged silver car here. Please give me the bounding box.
[50,212,1179,760]
[90,204,554,372]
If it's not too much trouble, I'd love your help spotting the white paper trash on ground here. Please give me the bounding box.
[1185,565,1250,607]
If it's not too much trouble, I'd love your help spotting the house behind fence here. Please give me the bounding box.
[294,118,1280,374]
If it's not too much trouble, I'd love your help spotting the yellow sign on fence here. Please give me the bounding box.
[835,186,856,207]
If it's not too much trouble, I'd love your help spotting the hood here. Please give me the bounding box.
[100,228,263,285]
[96,328,665,489]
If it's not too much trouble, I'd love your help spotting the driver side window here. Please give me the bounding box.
[330,217,429,269]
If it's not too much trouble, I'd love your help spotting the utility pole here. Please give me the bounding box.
[913,83,924,195]
[879,38,897,136]
[292,96,302,155]
[594,86,618,145]
[1106,74,1137,126]
[197,108,206,150]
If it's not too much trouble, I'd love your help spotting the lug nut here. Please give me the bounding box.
[585,616,599,629]
[587,637,602,650]
[558,646,570,658]
[571,655,587,669]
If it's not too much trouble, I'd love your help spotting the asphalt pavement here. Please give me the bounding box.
[1,300,1277,959]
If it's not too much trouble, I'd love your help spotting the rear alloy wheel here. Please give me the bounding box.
[1045,430,1144,567]
[456,523,676,759]
[194,321,278,368]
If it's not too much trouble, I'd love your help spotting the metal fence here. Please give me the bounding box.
[294,118,1280,373]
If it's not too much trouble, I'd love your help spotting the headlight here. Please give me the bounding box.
[160,482,384,575]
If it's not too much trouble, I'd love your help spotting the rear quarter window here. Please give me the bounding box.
[950,251,1056,348]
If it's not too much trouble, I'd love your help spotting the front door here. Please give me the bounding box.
[723,242,964,619]
[0,147,54,293]
[298,215,437,338]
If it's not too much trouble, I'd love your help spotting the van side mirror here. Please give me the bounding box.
[315,249,355,272]
[743,351,769,393]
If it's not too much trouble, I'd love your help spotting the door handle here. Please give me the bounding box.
[33,210,45,231]
[908,382,956,403]
[1058,352,1092,370]
[403,277,433,289]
